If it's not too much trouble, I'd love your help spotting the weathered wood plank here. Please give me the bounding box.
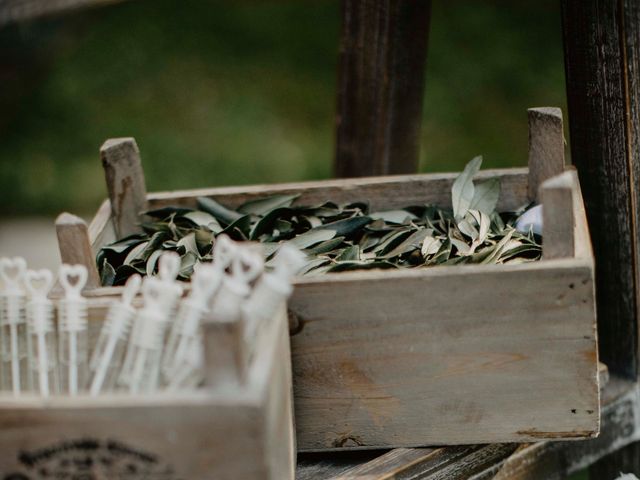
[527,107,565,202]
[0,0,128,25]
[145,168,530,213]
[290,258,598,450]
[55,212,101,290]
[335,0,431,177]
[304,377,634,480]
[540,172,576,259]
[100,138,148,239]
[0,307,294,479]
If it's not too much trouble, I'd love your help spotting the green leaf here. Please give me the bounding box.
[123,241,149,265]
[336,245,360,261]
[421,235,442,257]
[451,156,482,219]
[304,236,346,255]
[370,210,416,224]
[183,211,223,232]
[381,229,432,259]
[146,249,163,276]
[176,232,200,257]
[469,178,500,215]
[100,259,116,286]
[237,194,300,215]
[318,216,372,237]
[197,197,243,225]
[288,229,336,249]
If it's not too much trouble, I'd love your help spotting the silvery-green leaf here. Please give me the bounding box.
[381,229,431,258]
[197,197,243,225]
[288,229,336,249]
[179,252,198,278]
[370,210,417,224]
[100,259,116,286]
[317,216,371,236]
[305,236,346,255]
[451,156,482,218]
[336,245,360,261]
[297,257,332,275]
[457,217,479,241]
[482,228,515,264]
[146,249,163,276]
[123,241,149,265]
[421,235,442,257]
[327,260,398,272]
[372,228,413,254]
[176,232,199,257]
[469,177,500,215]
[183,211,223,233]
[237,194,300,215]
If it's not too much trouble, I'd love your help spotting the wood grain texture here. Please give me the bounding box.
[0,306,295,479]
[100,138,148,239]
[0,0,127,25]
[146,168,530,214]
[562,0,639,382]
[540,172,575,259]
[335,0,431,177]
[294,377,635,479]
[527,107,565,201]
[290,259,598,450]
[88,166,597,450]
[55,212,101,290]
[202,315,249,389]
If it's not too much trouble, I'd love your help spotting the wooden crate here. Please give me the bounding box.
[0,300,295,479]
[71,108,599,451]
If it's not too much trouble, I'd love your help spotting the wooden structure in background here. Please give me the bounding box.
[4,0,640,476]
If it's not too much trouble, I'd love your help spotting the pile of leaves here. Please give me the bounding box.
[97,157,541,286]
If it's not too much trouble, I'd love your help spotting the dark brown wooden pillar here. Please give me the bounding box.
[562,0,640,474]
[335,0,431,177]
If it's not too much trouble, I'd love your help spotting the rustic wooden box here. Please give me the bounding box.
[68,108,599,451]
[0,300,295,479]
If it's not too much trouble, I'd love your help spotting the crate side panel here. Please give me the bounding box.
[0,401,268,479]
[289,262,599,450]
[144,169,529,215]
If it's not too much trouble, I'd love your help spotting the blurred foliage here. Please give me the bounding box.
[0,0,566,215]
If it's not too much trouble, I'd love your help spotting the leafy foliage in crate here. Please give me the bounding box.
[98,157,541,286]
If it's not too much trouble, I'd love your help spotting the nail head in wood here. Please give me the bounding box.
[528,107,565,201]
[540,172,576,259]
[100,137,147,239]
[55,212,101,290]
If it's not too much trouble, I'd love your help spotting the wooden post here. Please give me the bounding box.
[55,213,101,290]
[562,0,640,473]
[334,0,431,177]
[527,107,565,202]
[539,172,575,260]
[201,317,249,389]
[100,137,147,239]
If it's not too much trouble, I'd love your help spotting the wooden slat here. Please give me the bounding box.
[290,258,598,450]
[527,107,565,202]
[540,172,576,259]
[300,377,636,480]
[335,0,431,177]
[0,0,127,25]
[100,137,148,239]
[55,212,101,290]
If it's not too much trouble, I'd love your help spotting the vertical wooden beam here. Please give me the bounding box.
[540,172,575,260]
[527,107,566,202]
[55,213,101,290]
[100,137,148,239]
[335,0,431,177]
[562,0,640,473]
[562,0,640,380]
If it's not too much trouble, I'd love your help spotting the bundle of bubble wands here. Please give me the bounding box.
[0,235,301,397]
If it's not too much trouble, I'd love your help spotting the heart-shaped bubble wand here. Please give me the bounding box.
[24,269,56,397]
[242,244,304,352]
[0,257,28,395]
[89,274,141,396]
[162,263,220,385]
[118,252,182,392]
[58,264,89,396]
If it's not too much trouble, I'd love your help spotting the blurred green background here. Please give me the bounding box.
[0,0,567,217]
